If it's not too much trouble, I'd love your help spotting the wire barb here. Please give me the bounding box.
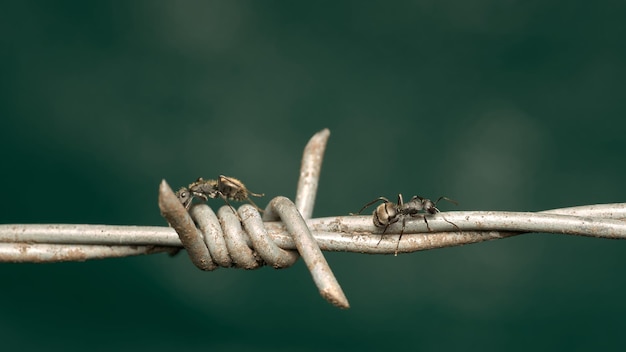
[263,196,349,308]
[158,128,349,309]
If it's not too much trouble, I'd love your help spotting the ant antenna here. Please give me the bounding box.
[434,196,458,208]
[350,197,389,216]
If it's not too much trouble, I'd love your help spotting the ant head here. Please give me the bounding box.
[175,187,193,208]
[421,198,439,214]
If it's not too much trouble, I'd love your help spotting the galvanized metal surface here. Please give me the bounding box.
[159,128,349,308]
[3,204,625,250]
[1,128,626,309]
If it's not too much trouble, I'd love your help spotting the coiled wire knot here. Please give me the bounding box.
[187,201,299,270]
[158,128,350,309]
[159,182,348,308]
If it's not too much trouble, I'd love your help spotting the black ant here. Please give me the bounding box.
[175,175,264,214]
[354,194,460,255]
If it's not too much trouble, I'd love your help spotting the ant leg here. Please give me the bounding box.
[351,197,389,215]
[376,223,391,246]
[432,196,461,233]
[219,194,243,221]
[395,218,406,256]
[423,215,433,231]
[245,197,265,213]
[442,216,462,233]
[425,214,462,234]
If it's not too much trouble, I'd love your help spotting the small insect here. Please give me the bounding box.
[353,194,459,255]
[176,175,265,213]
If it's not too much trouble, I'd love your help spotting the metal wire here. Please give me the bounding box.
[1,128,626,309]
[3,204,625,252]
[157,128,348,308]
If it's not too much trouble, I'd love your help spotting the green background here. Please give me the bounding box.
[2,1,626,351]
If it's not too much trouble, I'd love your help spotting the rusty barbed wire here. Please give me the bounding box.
[1,128,626,309]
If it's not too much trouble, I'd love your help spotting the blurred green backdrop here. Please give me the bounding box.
[2,1,626,351]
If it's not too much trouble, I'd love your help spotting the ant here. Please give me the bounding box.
[175,175,265,214]
[353,194,460,256]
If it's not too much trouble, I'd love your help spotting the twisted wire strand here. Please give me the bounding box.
[2,203,626,256]
[1,128,626,309]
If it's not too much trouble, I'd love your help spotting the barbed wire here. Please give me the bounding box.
[1,129,625,309]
